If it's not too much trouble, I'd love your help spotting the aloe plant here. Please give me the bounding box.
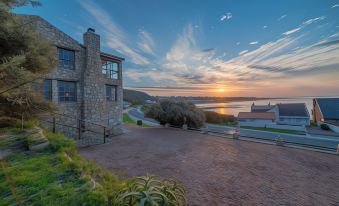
[118,175,187,206]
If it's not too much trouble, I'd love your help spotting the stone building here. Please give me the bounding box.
[22,15,124,139]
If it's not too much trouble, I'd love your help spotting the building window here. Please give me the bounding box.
[58,81,76,102]
[102,60,119,80]
[43,79,52,100]
[106,85,117,101]
[58,48,75,70]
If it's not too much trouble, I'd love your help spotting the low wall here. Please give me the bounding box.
[239,122,305,131]
[268,124,305,132]
[325,123,339,133]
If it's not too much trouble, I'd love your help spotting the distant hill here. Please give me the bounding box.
[123,89,156,104]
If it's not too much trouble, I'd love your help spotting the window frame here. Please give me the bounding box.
[57,47,75,70]
[105,85,117,102]
[58,80,77,102]
[102,60,119,80]
[43,79,52,100]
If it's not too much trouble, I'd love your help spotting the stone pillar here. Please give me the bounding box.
[83,28,103,126]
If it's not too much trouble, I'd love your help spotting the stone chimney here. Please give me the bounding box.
[84,28,100,54]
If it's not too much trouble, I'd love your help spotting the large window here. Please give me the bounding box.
[43,79,52,100]
[58,48,75,70]
[58,81,76,102]
[106,85,117,101]
[102,60,119,80]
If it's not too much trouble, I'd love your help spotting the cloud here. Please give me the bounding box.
[314,39,339,47]
[122,14,338,97]
[138,29,156,55]
[302,16,326,25]
[220,13,232,21]
[78,0,149,65]
[331,4,338,8]
[283,27,301,35]
[283,16,325,36]
[277,14,287,21]
[239,50,249,55]
[263,25,268,29]
[236,42,240,45]
[249,41,259,45]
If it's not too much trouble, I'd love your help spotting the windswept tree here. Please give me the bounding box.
[145,99,206,128]
[0,0,57,123]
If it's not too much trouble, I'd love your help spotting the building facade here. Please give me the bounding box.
[313,98,339,133]
[22,15,124,137]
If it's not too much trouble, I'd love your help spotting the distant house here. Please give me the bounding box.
[274,103,310,126]
[251,103,274,112]
[313,98,339,133]
[238,102,310,131]
[238,112,275,127]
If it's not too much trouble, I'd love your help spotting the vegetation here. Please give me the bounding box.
[310,120,317,126]
[145,99,205,128]
[123,89,156,104]
[123,113,150,128]
[320,123,330,130]
[241,126,305,135]
[120,175,186,206]
[204,111,236,126]
[0,122,186,205]
[0,0,57,122]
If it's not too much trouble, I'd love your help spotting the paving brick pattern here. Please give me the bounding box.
[80,125,339,206]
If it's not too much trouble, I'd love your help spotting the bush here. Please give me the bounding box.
[320,123,330,130]
[204,111,236,124]
[145,99,205,128]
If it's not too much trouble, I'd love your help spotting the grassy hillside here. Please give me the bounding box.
[0,122,186,206]
[123,89,156,104]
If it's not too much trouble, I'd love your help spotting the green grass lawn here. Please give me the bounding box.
[0,129,112,205]
[241,126,305,135]
[123,113,150,128]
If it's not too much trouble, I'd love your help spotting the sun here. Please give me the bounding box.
[218,88,225,92]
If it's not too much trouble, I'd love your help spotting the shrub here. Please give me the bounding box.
[204,111,236,124]
[320,123,330,130]
[119,175,187,206]
[145,99,205,128]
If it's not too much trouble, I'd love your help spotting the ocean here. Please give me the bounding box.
[195,97,318,116]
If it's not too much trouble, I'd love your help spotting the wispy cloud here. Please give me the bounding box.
[220,13,232,21]
[283,27,301,35]
[277,14,287,21]
[78,0,149,65]
[331,4,338,8]
[283,16,326,36]
[138,29,156,56]
[239,50,249,55]
[236,42,240,45]
[302,16,326,25]
[249,41,259,45]
[263,25,268,29]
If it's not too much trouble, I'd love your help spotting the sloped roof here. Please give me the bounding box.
[238,112,275,120]
[316,98,339,120]
[278,103,309,117]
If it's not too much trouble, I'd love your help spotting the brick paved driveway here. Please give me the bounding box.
[79,125,339,206]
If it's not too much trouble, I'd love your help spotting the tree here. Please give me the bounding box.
[0,0,57,123]
[145,99,206,128]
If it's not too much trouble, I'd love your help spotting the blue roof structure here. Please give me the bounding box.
[278,103,309,117]
[316,98,339,120]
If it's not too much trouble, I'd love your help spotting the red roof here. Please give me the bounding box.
[238,112,275,120]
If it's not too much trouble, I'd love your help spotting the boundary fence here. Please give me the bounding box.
[167,124,338,154]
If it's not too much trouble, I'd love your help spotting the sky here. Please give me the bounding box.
[15,0,339,97]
